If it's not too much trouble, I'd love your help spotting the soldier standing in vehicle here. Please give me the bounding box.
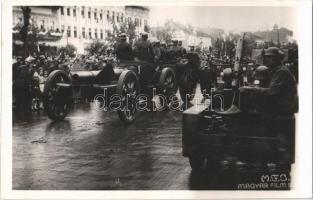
[240,47,298,115]
[115,33,134,61]
[178,40,187,55]
[133,32,155,63]
[153,40,162,62]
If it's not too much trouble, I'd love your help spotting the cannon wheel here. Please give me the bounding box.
[159,67,177,107]
[179,67,197,103]
[43,70,72,121]
[116,70,140,124]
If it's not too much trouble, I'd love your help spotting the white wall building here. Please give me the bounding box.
[13,6,150,54]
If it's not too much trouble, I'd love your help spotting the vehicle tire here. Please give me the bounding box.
[43,70,72,121]
[189,153,206,172]
[159,67,177,107]
[179,67,197,103]
[116,70,140,124]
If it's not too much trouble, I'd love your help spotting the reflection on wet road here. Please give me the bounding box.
[12,90,292,190]
[13,102,196,190]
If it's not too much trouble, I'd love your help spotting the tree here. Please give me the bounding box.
[20,6,31,57]
[107,20,137,45]
[85,40,108,55]
[154,23,175,43]
[57,44,77,58]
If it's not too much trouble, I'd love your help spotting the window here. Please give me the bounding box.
[112,11,115,22]
[67,8,70,16]
[135,18,139,26]
[117,12,119,22]
[139,19,142,27]
[81,8,85,17]
[82,27,85,38]
[88,11,91,19]
[61,25,65,32]
[89,28,92,39]
[51,21,55,30]
[74,26,77,38]
[100,29,103,39]
[94,29,98,39]
[121,14,124,22]
[73,9,76,17]
[94,9,97,19]
[107,10,110,20]
[100,12,102,20]
[67,26,71,37]
[60,7,64,15]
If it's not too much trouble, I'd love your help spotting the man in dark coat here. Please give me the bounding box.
[115,33,134,61]
[240,47,298,115]
[134,32,155,63]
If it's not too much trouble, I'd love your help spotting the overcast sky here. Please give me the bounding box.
[149,6,298,38]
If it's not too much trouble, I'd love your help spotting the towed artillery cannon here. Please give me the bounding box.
[42,64,141,123]
[43,57,197,123]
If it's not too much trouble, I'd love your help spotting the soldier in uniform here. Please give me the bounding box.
[153,40,162,62]
[178,40,187,55]
[170,40,181,59]
[134,32,155,63]
[240,47,298,115]
[115,33,134,61]
[15,56,35,117]
[159,41,167,61]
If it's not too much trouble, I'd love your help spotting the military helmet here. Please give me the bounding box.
[255,65,269,73]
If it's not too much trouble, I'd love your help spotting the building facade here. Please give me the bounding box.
[13,6,150,54]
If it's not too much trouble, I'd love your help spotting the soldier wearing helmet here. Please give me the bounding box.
[240,47,298,114]
[255,65,269,87]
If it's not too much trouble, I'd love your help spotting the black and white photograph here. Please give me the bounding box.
[1,0,312,199]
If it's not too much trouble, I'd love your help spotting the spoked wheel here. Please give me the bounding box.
[43,70,72,121]
[159,68,178,108]
[116,70,140,124]
[179,67,197,103]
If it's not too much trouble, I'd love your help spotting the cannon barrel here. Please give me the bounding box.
[70,70,101,84]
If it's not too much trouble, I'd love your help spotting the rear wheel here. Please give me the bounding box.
[43,70,72,121]
[189,153,206,172]
[116,70,140,124]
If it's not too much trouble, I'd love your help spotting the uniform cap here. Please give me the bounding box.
[265,47,284,57]
[119,33,127,37]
